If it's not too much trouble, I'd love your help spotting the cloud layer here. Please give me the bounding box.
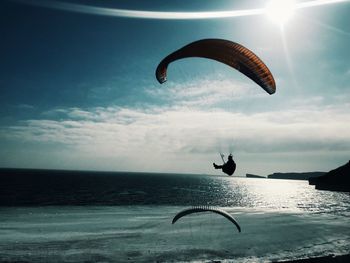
[2,73,350,174]
[2,94,350,174]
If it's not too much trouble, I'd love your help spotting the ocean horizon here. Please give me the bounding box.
[1,168,349,211]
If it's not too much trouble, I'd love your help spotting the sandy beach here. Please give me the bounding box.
[0,206,349,262]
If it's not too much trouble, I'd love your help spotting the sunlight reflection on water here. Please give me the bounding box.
[216,177,350,214]
[1,171,349,215]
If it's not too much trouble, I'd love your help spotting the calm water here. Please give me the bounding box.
[1,169,349,215]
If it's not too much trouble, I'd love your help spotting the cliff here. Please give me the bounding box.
[309,161,350,192]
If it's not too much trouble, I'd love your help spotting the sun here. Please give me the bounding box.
[265,0,296,25]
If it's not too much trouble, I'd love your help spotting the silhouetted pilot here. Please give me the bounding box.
[213,154,236,176]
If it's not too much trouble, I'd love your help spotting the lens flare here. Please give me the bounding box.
[265,0,296,25]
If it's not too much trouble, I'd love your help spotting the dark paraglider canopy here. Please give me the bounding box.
[156,38,276,95]
[172,206,241,233]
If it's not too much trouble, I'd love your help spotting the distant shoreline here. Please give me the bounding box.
[245,171,326,181]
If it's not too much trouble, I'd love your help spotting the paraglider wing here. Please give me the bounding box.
[172,206,241,233]
[156,39,276,95]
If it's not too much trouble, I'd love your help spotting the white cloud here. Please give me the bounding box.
[145,77,265,107]
[2,98,350,174]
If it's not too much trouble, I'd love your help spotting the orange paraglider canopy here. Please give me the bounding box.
[156,38,276,95]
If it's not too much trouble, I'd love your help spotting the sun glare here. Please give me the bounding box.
[265,0,296,25]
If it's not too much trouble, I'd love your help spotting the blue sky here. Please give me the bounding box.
[0,0,349,175]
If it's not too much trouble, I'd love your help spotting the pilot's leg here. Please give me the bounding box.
[213,163,223,169]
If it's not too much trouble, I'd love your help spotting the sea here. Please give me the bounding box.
[0,169,349,262]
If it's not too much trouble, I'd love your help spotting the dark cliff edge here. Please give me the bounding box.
[268,172,326,180]
[309,161,350,192]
